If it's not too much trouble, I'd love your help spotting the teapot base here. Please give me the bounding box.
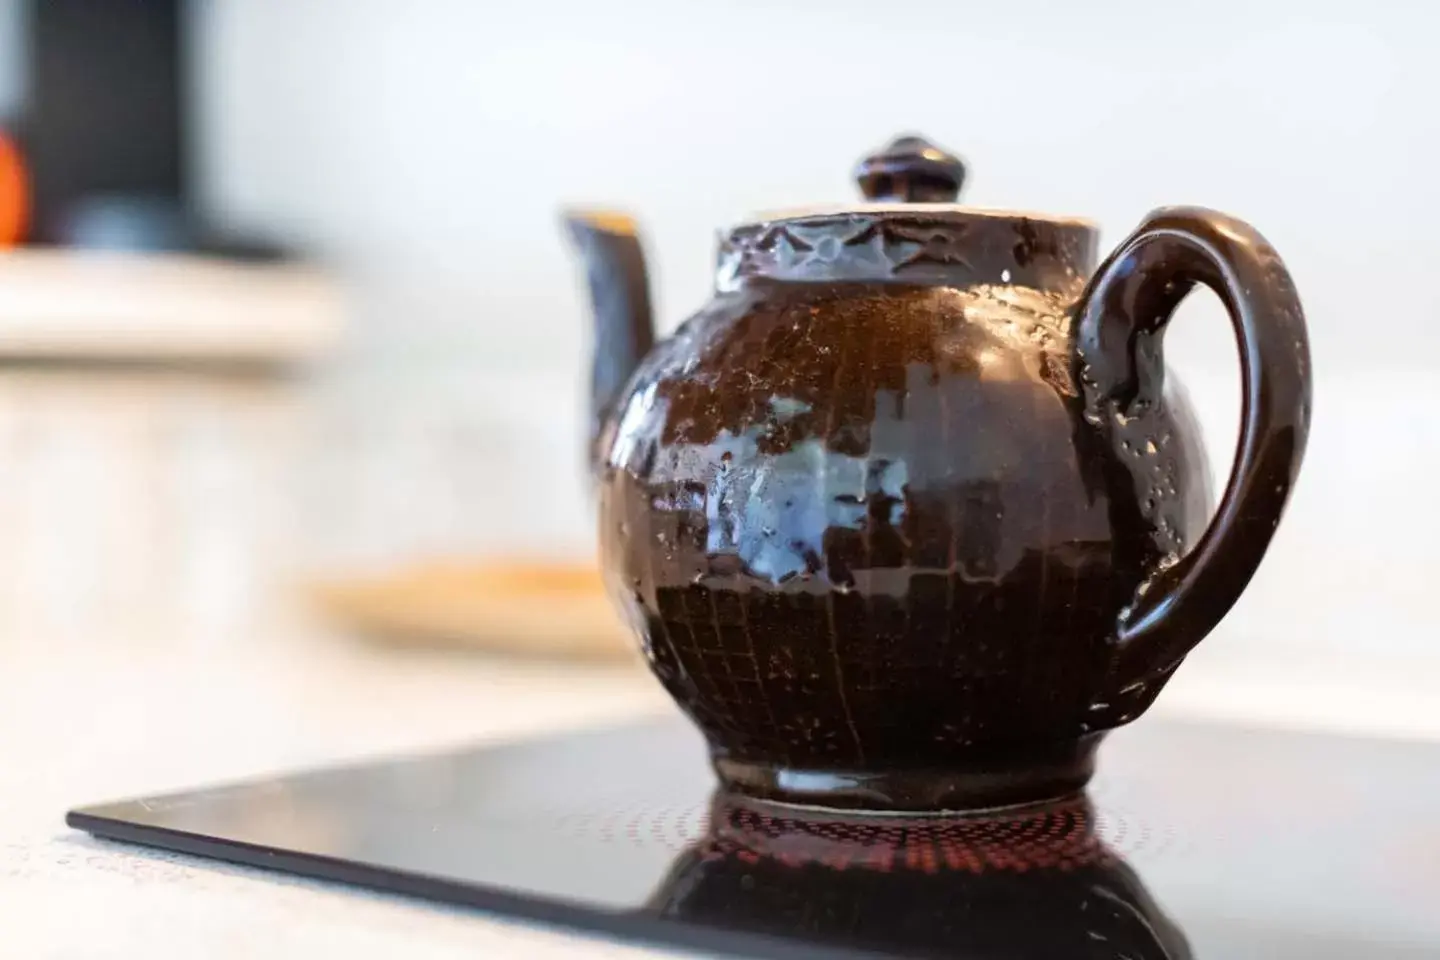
[712,735,1102,814]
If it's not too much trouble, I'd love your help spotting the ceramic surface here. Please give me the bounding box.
[566,134,1311,811]
[650,790,1191,959]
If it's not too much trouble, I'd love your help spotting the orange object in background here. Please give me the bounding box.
[0,131,28,248]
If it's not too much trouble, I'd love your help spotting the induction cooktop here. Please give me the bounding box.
[68,717,1440,959]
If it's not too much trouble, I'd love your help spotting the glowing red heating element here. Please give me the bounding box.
[559,790,1185,871]
[694,796,1112,874]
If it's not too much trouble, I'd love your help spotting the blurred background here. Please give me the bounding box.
[0,0,1435,693]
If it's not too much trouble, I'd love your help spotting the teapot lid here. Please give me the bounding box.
[741,133,1093,229]
[718,134,1098,292]
[854,134,969,204]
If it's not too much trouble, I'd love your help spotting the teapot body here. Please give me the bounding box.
[576,135,1310,812]
[594,210,1212,810]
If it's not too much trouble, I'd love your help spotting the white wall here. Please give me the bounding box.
[192,0,1438,366]
[189,0,1440,661]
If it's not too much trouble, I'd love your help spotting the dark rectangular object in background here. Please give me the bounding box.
[22,0,185,242]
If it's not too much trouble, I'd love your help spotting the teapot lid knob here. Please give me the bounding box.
[854,134,966,203]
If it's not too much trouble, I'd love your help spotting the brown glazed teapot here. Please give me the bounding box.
[564,134,1311,812]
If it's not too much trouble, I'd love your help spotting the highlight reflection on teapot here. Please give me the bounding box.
[566,134,1311,812]
[649,791,1191,959]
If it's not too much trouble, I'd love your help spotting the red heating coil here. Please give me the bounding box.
[562,797,1171,874]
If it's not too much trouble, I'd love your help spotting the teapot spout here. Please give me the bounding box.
[563,211,656,468]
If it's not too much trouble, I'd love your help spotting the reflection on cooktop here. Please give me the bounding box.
[652,791,1188,959]
[67,717,1440,960]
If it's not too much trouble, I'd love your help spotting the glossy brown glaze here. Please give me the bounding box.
[565,212,656,453]
[566,134,1311,812]
[1075,208,1312,690]
[649,790,1191,958]
[593,271,1210,809]
[853,133,967,202]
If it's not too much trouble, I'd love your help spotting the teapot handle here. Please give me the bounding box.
[1074,207,1312,692]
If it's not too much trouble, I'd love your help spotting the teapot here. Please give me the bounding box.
[564,134,1311,812]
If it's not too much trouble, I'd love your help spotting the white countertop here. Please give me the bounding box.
[4,617,1440,959]
[0,627,678,959]
[0,250,343,361]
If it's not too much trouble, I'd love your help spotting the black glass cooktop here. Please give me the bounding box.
[68,717,1440,959]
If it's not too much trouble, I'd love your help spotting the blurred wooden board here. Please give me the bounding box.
[307,561,635,661]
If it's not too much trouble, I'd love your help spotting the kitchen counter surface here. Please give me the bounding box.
[1,628,677,959]
[4,620,1440,959]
